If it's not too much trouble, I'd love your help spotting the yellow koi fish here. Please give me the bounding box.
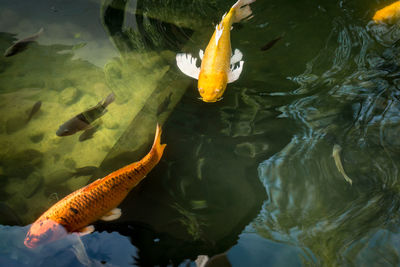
[373,1,400,24]
[176,0,256,102]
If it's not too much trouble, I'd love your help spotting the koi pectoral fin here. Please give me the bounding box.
[100,208,121,221]
[176,53,200,80]
[228,61,244,83]
[230,49,243,65]
[199,49,204,60]
[77,225,95,236]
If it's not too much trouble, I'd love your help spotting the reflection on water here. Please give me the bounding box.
[0,224,136,266]
[2,0,400,266]
[255,2,400,265]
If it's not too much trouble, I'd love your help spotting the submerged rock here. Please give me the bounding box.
[59,86,79,105]
[103,118,119,129]
[5,116,25,134]
[45,169,75,187]
[64,158,76,169]
[91,83,109,96]
[2,149,43,178]
[23,171,44,198]
[14,149,43,166]
[29,132,44,143]
[73,166,98,177]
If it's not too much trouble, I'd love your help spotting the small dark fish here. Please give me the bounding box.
[79,124,100,142]
[4,28,44,57]
[157,92,173,116]
[73,166,98,177]
[56,93,115,137]
[260,35,283,51]
[26,101,42,123]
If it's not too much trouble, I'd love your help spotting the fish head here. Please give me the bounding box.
[198,72,227,103]
[56,126,74,136]
[24,219,68,248]
[373,4,400,24]
[56,117,86,136]
[372,10,391,23]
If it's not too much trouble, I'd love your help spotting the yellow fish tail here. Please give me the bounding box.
[232,0,256,23]
[150,124,167,164]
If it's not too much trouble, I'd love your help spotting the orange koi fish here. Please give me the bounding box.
[24,124,166,248]
[373,1,400,24]
[176,0,256,102]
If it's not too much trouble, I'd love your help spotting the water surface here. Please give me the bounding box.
[1,0,400,266]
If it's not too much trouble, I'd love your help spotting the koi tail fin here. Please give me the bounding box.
[102,93,115,107]
[150,124,166,164]
[37,28,44,36]
[232,0,256,23]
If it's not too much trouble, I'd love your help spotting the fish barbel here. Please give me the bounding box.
[176,0,256,102]
[24,124,166,248]
[373,1,400,24]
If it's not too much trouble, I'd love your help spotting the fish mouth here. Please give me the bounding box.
[24,237,37,249]
[55,129,63,136]
[56,128,71,136]
[199,96,223,103]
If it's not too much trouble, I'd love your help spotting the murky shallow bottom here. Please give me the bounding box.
[1,0,400,266]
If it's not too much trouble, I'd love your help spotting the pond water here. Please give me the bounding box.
[1,0,400,266]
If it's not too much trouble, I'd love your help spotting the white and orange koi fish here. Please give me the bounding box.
[24,125,166,248]
[176,0,256,103]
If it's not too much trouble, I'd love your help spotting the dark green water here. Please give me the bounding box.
[1,0,400,266]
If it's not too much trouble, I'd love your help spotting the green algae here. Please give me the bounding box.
[0,30,176,224]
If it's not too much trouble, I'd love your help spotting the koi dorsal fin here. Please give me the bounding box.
[176,53,200,79]
[215,24,224,46]
[228,61,244,83]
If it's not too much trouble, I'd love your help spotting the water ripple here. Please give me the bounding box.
[255,11,400,265]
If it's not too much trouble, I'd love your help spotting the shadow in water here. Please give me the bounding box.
[101,0,195,54]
